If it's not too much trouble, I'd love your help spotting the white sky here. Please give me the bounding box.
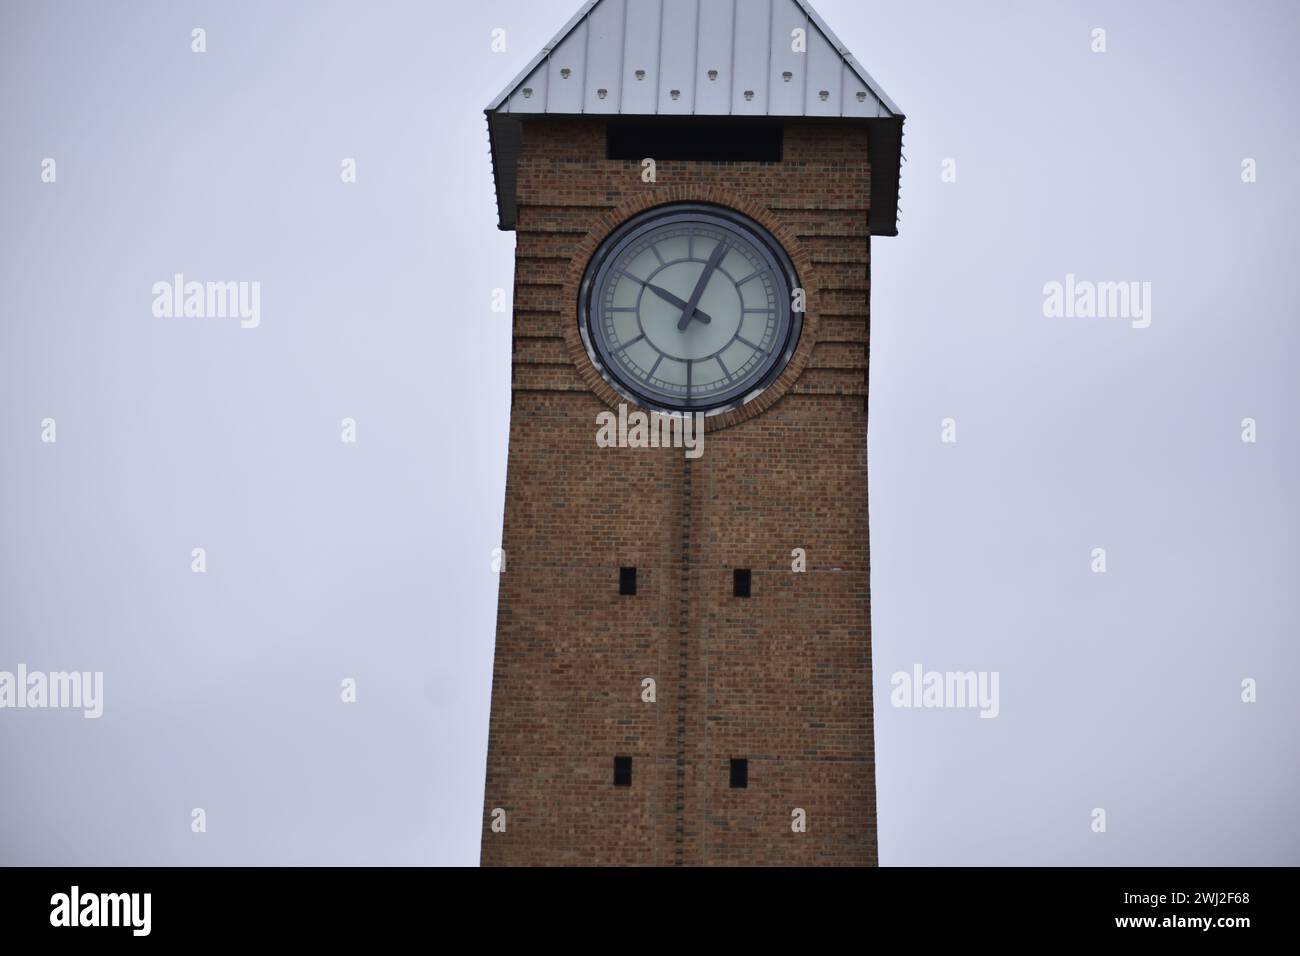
[1,0,1296,865]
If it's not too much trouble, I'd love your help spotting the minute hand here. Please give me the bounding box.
[677,240,729,331]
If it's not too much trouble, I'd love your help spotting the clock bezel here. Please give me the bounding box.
[577,202,802,416]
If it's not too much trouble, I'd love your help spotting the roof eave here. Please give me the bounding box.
[486,111,522,231]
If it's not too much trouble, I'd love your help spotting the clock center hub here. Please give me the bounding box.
[638,261,743,361]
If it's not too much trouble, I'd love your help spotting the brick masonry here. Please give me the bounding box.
[481,119,875,865]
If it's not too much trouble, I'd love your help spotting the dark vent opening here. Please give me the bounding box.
[619,567,637,595]
[608,123,783,162]
[730,758,748,789]
[733,569,752,598]
[614,755,633,787]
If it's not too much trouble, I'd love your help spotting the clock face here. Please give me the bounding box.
[578,204,801,414]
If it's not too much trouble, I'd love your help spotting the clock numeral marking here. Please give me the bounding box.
[742,307,776,314]
[649,353,664,379]
[619,333,646,349]
[736,335,764,351]
[736,271,764,286]
[651,244,666,266]
[716,354,732,382]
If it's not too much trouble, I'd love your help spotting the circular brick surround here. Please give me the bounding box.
[560,185,820,432]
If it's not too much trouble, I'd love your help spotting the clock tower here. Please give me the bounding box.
[481,0,903,866]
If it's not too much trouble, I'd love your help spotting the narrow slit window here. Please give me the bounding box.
[733,569,751,598]
[620,567,637,595]
[730,758,748,789]
[614,755,633,787]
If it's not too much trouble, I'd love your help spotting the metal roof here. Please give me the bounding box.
[486,0,905,234]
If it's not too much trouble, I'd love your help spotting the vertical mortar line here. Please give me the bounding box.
[674,449,693,865]
[699,445,711,868]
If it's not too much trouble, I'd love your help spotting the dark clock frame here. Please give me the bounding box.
[577,202,803,416]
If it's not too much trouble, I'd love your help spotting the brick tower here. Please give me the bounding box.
[481,0,903,866]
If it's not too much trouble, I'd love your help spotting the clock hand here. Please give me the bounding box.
[645,283,711,324]
[677,239,729,331]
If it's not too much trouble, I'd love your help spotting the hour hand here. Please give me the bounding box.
[645,283,711,324]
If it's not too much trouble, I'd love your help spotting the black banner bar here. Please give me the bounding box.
[0,866,1281,942]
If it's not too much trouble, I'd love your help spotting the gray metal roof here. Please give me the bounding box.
[486,0,905,234]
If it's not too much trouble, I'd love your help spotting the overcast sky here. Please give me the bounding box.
[1,0,1296,865]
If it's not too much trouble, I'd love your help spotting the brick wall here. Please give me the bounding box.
[481,119,875,865]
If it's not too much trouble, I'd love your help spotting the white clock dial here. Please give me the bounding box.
[579,205,800,413]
